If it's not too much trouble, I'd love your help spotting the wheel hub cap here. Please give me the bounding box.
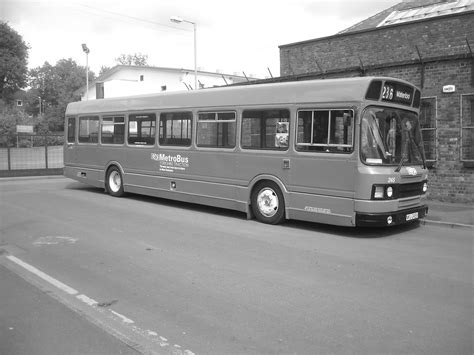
[257,188,278,217]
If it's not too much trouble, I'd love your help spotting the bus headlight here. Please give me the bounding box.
[422,182,428,193]
[386,186,394,198]
[372,184,398,200]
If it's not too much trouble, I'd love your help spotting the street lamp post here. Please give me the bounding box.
[82,44,90,100]
[170,16,197,90]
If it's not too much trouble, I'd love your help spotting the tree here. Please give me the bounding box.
[29,61,56,108]
[99,65,112,77]
[115,53,149,66]
[27,58,96,132]
[0,100,34,145]
[0,22,29,103]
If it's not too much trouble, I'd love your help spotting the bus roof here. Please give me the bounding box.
[65,76,417,116]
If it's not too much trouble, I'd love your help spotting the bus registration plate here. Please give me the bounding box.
[406,212,419,221]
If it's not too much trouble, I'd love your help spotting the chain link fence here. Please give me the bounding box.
[0,134,64,176]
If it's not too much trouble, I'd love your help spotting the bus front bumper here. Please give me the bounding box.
[355,205,428,227]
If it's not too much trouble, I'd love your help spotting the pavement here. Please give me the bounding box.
[423,200,474,229]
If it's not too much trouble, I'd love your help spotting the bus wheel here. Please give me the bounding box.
[251,181,285,225]
[106,166,124,197]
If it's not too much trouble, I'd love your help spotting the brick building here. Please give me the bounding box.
[278,0,474,203]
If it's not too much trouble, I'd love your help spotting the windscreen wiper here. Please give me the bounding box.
[414,142,426,169]
[395,156,406,172]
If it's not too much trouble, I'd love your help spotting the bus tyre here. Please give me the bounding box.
[106,166,124,197]
[251,181,285,225]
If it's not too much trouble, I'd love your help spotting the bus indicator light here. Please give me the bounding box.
[374,186,384,199]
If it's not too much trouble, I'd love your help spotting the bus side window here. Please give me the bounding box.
[241,109,290,150]
[128,113,156,146]
[197,111,236,148]
[78,116,99,144]
[296,109,353,153]
[67,117,76,143]
[329,110,354,152]
[159,112,192,146]
[101,116,125,145]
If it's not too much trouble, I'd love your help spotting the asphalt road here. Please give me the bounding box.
[0,177,472,354]
[0,263,139,355]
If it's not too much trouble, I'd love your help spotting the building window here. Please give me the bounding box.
[140,75,144,81]
[420,97,437,162]
[78,116,99,144]
[96,82,104,99]
[128,114,156,146]
[296,109,353,153]
[159,112,192,146]
[461,94,474,164]
[241,109,290,150]
[197,111,236,148]
[16,100,23,106]
[161,86,167,92]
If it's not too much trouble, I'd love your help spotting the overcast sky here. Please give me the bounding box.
[2,0,400,78]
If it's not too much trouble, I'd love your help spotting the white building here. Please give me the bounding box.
[77,65,258,100]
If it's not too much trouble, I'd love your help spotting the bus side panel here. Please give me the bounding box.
[234,152,291,188]
[64,143,109,188]
[125,178,248,213]
[288,155,356,197]
[287,155,356,225]
[63,165,104,189]
[287,192,355,226]
[122,149,244,208]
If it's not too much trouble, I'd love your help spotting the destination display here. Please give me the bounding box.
[381,81,414,106]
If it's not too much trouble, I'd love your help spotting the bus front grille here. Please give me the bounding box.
[399,182,424,198]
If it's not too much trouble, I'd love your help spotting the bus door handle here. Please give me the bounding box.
[282,159,290,169]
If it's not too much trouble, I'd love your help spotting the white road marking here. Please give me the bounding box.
[33,236,78,246]
[6,255,78,295]
[77,294,98,306]
[110,310,135,324]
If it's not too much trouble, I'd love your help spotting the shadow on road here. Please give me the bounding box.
[65,182,421,239]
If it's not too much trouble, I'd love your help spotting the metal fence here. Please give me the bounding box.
[0,134,64,176]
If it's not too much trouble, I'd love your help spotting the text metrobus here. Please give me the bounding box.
[64,77,428,227]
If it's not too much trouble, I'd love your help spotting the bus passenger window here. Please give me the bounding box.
[101,116,125,144]
[78,116,99,144]
[67,117,76,143]
[329,110,354,151]
[128,114,156,146]
[313,111,329,145]
[241,109,290,150]
[197,111,236,148]
[296,109,353,153]
[159,112,192,146]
